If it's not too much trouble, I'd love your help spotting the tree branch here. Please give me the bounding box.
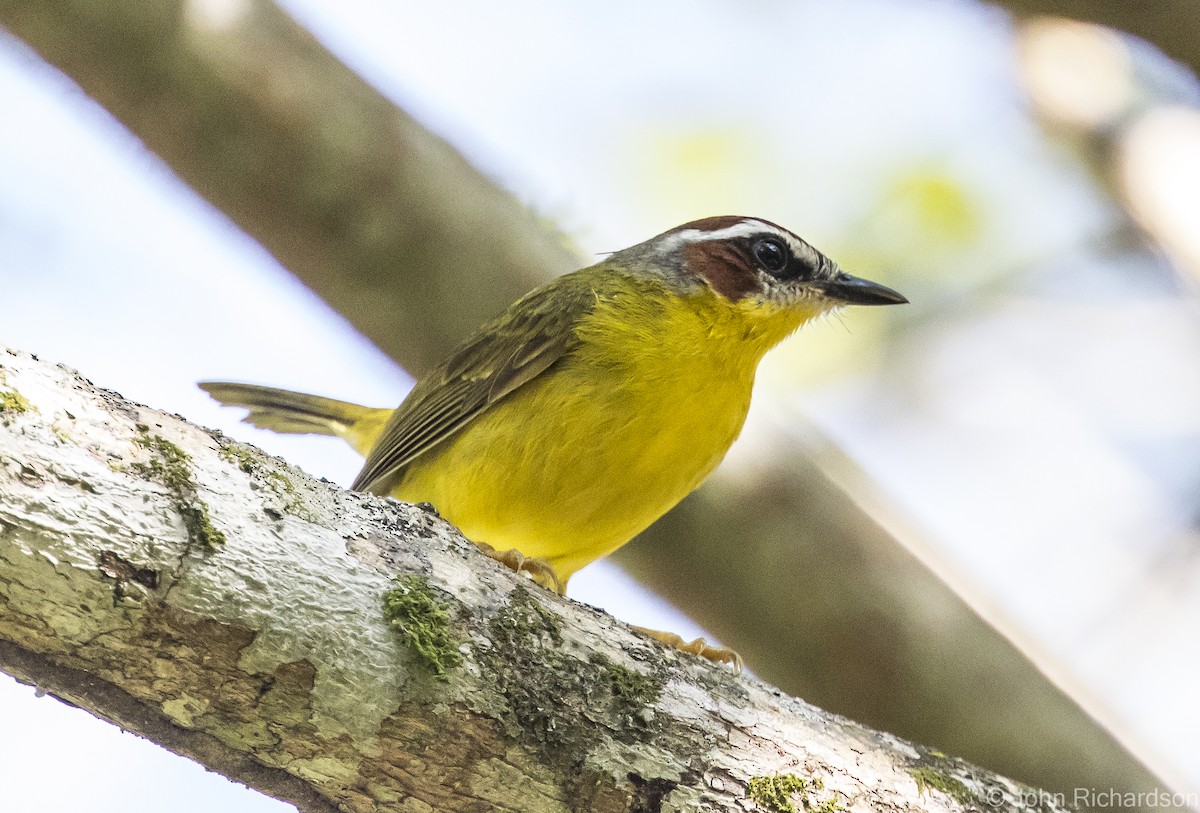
[0,344,1069,812]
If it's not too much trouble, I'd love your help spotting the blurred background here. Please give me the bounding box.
[1,0,1198,810]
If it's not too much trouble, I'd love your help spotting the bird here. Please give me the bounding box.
[201,216,906,669]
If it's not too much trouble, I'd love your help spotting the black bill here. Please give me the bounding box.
[815,272,908,306]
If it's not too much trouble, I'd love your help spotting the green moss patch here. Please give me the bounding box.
[911,766,975,807]
[0,388,30,413]
[382,575,462,678]
[218,443,259,474]
[132,430,225,550]
[749,774,812,813]
[748,774,842,813]
[593,652,663,722]
[0,385,32,424]
[477,587,667,774]
[218,442,313,522]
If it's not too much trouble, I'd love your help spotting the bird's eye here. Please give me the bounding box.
[752,237,789,274]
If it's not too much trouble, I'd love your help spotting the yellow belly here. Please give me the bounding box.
[393,356,749,581]
[388,287,813,585]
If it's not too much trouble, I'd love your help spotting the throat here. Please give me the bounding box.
[658,287,815,371]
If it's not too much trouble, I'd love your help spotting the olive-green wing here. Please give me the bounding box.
[350,273,598,495]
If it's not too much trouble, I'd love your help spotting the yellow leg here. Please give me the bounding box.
[475,541,564,595]
[631,625,743,673]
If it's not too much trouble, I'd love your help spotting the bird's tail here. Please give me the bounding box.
[198,382,390,457]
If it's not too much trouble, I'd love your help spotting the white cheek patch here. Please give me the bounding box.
[757,279,826,308]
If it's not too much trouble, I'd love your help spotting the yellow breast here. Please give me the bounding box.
[391,282,816,584]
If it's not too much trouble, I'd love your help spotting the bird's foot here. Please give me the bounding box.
[632,625,743,673]
[475,542,564,595]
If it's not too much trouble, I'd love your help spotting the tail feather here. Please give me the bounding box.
[199,382,389,456]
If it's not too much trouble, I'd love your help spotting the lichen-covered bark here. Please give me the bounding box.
[0,344,1071,812]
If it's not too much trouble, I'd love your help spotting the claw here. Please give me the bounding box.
[475,541,564,594]
[631,625,743,673]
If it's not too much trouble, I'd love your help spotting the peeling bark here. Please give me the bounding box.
[0,345,1071,812]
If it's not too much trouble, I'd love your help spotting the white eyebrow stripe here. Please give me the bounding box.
[657,219,770,251]
[657,219,820,266]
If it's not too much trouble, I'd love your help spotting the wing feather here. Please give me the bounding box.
[351,272,598,494]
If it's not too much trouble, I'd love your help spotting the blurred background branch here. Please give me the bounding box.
[0,0,579,371]
[991,0,1200,80]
